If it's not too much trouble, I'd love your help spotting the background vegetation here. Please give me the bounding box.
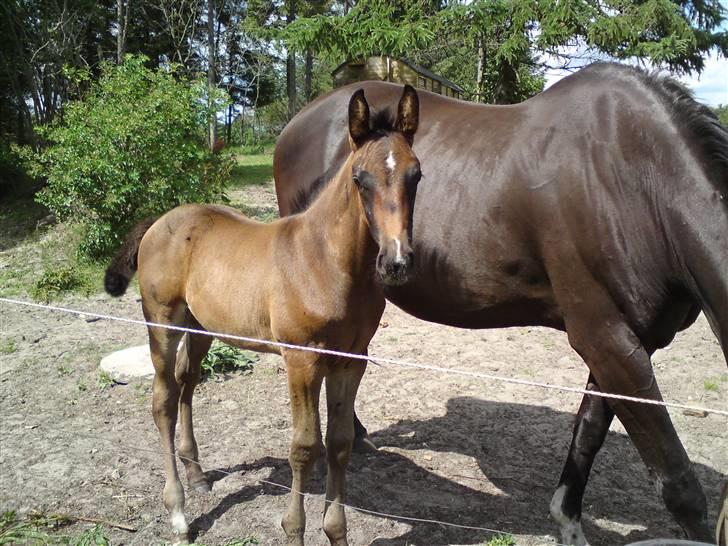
[0,0,726,291]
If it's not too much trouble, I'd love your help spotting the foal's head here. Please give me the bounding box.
[348,85,421,286]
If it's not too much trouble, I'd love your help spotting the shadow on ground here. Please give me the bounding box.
[191,397,726,546]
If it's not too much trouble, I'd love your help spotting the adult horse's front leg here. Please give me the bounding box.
[550,373,614,546]
[282,351,325,546]
[563,309,712,541]
[322,360,367,546]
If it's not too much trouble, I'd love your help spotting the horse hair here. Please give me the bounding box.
[638,65,728,188]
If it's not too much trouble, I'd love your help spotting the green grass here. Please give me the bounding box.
[201,341,259,381]
[0,196,49,252]
[190,539,259,546]
[0,511,110,545]
[228,152,273,188]
[0,338,16,354]
[704,379,719,392]
[482,534,515,546]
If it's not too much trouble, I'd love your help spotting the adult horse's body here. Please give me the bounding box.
[274,63,728,545]
[105,86,422,546]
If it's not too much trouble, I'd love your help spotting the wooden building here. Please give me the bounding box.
[332,55,464,99]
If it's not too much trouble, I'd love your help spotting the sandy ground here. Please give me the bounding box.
[1,180,726,546]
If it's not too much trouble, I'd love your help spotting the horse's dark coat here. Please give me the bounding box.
[274,62,728,544]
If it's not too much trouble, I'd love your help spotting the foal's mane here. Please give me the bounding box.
[289,108,397,214]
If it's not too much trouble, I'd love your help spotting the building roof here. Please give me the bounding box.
[332,55,465,94]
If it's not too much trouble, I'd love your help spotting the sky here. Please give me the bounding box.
[543,3,728,107]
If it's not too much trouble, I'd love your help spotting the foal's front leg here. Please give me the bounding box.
[281,352,325,546]
[322,360,366,546]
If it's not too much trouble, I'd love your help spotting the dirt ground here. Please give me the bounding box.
[1,181,727,546]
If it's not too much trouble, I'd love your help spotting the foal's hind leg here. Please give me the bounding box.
[322,360,366,546]
[564,309,712,541]
[175,326,213,493]
[550,373,614,546]
[145,305,189,543]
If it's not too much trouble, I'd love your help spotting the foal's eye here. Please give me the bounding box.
[352,174,361,187]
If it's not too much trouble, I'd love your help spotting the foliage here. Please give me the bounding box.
[24,55,231,258]
[30,265,88,302]
[201,341,259,381]
[482,534,515,546]
[715,104,728,127]
[0,339,16,354]
[0,511,110,546]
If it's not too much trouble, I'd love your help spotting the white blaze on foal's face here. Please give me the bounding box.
[386,150,396,173]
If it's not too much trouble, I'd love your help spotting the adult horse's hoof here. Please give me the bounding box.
[189,478,211,494]
[353,434,378,453]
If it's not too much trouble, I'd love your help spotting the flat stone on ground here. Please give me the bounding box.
[99,345,154,379]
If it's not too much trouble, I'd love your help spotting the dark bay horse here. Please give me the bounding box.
[274,63,728,546]
[104,85,421,546]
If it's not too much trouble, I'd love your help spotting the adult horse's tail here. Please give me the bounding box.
[104,218,156,297]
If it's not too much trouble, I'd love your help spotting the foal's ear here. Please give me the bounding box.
[348,89,370,150]
[394,84,419,145]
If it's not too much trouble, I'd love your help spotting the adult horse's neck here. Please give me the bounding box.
[298,152,378,280]
[671,175,728,363]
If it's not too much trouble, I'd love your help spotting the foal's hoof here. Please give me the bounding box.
[190,478,212,494]
[353,434,378,454]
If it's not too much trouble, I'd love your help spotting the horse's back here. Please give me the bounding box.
[275,65,708,336]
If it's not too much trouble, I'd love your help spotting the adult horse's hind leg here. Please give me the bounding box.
[564,308,712,542]
[281,351,325,546]
[145,303,189,543]
[322,360,367,546]
[550,373,614,546]
[176,324,213,493]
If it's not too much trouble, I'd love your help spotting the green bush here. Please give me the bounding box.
[25,55,232,258]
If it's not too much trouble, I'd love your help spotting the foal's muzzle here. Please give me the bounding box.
[376,239,414,286]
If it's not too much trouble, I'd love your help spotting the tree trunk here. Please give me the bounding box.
[207,0,217,150]
[286,0,297,120]
[476,35,486,103]
[304,49,313,103]
[116,0,130,64]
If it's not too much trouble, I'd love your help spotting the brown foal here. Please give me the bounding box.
[104,85,421,545]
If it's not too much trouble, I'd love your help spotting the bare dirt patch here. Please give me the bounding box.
[1,293,726,546]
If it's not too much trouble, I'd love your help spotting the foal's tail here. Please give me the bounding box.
[104,218,157,297]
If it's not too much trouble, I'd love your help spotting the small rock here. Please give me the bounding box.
[683,409,708,418]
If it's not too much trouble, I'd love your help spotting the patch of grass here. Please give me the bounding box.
[482,534,515,546]
[0,511,110,545]
[236,202,278,223]
[31,265,86,302]
[68,524,110,546]
[201,341,258,381]
[57,365,73,377]
[97,371,115,390]
[228,152,273,188]
[704,379,719,392]
[0,339,16,354]
[0,196,49,252]
[190,539,259,546]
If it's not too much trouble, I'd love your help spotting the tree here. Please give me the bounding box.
[284,0,727,104]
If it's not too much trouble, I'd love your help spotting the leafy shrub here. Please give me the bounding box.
[31,265,86,302]
[26,55,232,258]
[201,341,258,381]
